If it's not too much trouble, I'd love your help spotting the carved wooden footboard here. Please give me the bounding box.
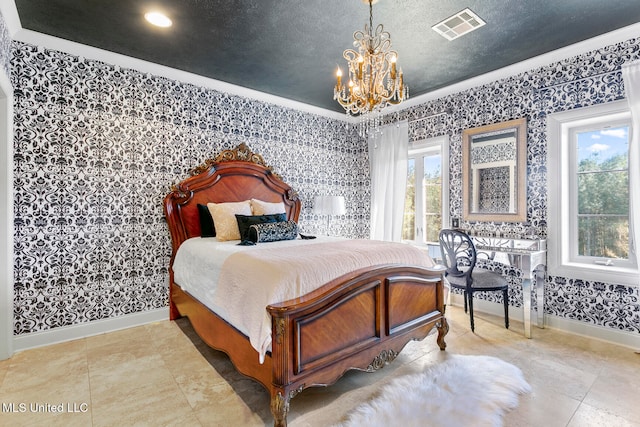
[266,264,448,426]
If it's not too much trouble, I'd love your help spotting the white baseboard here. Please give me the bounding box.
[449,294,640,350]
[12,308,169,353]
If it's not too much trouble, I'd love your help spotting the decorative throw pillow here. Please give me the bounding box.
[248,220,298,243]
[207,201,252,241]
[197,203,216,237]
[235,213,287,242]
[250,198,286,216]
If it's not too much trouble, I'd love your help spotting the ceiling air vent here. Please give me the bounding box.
[432,8,486,41]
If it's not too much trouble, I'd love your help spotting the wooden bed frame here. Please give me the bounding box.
[163,144,449,426]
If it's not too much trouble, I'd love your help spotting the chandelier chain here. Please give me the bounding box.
[369,0,373,37]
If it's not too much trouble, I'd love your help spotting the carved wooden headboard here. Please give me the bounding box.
[163,143,301,256]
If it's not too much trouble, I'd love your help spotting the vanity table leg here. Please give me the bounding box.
[522,277,532,338]
[535,266,546,328]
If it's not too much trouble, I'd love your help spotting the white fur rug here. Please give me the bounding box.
[338,354,531,427]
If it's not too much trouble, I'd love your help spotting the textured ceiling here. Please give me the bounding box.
[13,0,640,113]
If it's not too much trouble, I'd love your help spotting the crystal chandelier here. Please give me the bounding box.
[334,0,409,123]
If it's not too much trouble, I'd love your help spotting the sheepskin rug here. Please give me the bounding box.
[338,354,531,427]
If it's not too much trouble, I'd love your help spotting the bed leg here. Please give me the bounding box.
[270,390,290,427]
[437,317,449,350]
[169,299,181,320]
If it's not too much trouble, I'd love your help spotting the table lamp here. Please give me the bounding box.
[313,195,346,236]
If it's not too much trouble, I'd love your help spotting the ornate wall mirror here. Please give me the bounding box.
[462,118,527,222]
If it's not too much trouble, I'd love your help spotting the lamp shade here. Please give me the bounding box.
[313,195,346,216]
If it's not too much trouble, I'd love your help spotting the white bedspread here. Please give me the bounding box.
[172,237,345,337]
[173,237,436,363]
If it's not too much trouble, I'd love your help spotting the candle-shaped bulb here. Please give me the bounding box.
[390,55,397,79]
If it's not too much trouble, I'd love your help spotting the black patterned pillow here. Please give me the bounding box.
[248,220,298,243]
[235,213,287,241]
[197,203,215,237]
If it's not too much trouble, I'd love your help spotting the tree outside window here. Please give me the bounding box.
[403,144,443,244]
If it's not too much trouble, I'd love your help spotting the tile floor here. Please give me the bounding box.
[0,306,638,426]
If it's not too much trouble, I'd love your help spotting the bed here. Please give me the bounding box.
[163,143,449,426]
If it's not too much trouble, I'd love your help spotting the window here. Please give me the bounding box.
[574,122,630,260]
[402,136,449,245]
[548,100,637,284]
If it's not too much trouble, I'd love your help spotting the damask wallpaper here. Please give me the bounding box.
[10,41,368,335]
[400,36,640,336]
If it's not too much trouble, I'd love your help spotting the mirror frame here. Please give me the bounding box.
[462,118,527,222]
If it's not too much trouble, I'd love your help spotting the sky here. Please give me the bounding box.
[576,125,629,164]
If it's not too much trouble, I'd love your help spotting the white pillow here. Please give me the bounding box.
[207,201,252,241]
[251,198,286,216]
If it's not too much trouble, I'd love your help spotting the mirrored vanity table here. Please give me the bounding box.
[471,236,546,338]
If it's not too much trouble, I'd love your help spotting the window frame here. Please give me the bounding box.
[403,135,450,246]
[547,100,637,285]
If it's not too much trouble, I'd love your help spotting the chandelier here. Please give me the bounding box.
[333,0,409,119]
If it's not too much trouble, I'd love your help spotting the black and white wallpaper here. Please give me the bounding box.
[399,37,640,336]
[10,41,368,335]
[0,11,10,77]
[5,15,640,338]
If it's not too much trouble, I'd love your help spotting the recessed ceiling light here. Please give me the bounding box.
[144,11,172,28]
[432,8,485,41]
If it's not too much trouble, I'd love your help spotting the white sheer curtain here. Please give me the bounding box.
[368,121,409,241]
[622,60,640,278]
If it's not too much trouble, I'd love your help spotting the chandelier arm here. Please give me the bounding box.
[343,49,360,62]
